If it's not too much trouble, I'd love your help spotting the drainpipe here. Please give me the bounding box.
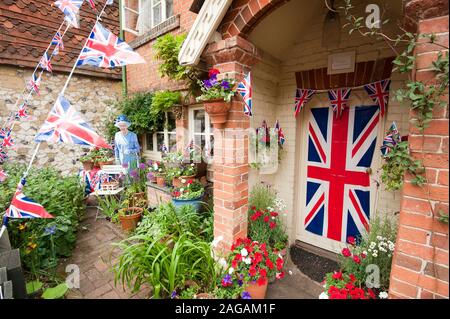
[119,0,127,97]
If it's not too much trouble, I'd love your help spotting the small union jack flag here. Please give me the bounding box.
[0,169,7,183]
[274,120,280,132]
[294,89,315,117]
[278,127,285,146]
[52,31,65,55]
[1,131,13,148]
[237,72,252,116]
[35,95,111,149]
[27,73,41,95]
[328,88,351,119]
[16,103,29,119]
[364,79,391,118]
[77,22,145,68]
[0,128,7,139]
[39,53,53,73]
[0,148,7,162]
[54,0,83,28]
[6,191,53,219]
[380,122,401,157]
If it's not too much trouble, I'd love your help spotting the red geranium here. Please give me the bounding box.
[349,273,356,283]
[347,236,356,245]
[276,257,284,271]
[276,272,285,279]
[353,255,361,264]
[341,247,352,257]
[263,216,270,223]
[259,268,267,278]
[249,266,257,277]
[269,222,276,229]
[253,252,263,264]
[266,258,274,270]
[208,68,220,78]
[270,212,278,217]
[257,276,267,286]
[332,271,343,280]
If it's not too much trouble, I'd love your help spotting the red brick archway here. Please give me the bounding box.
[220,0,292,39]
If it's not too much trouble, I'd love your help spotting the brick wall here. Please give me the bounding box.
[389,14,449,299]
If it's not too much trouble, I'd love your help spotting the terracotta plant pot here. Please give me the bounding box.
[119,207,143,232]
[245,280,268,299]
[130,192,146,207]
[81,160,94,171]
[203,99,231,129]
[92,156,103,168]
[172,175,196,188]
[156,175,165,187]
[98,160,114,169]
[196,293,215,299]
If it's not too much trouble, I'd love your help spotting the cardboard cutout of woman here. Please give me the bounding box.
[114,115,140,171]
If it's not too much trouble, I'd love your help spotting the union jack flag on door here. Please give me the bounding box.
[77,22,145,68]
[304,105,380,243]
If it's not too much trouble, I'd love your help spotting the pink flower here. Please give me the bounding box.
[341,248,351,257]
[347,236,356,245]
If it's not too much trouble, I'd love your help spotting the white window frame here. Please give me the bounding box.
[143,111,176,160]
[188,106,214,157]
[121,0,139,35]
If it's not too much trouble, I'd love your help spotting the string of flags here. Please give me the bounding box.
[292,79,392,119]
[237,72,252,116]
[380,122,401,157]
[1,0,145,238]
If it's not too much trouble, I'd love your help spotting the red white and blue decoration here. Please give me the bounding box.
[27,73,41,95]
[51,31,65,55]
[1,130,14,148]
[16,103,29,119]
[304,105,380,243]
[53,0,84,28]
[77,22,145,68]
[39,53,53,73]
[380,122,401,157]
[35,95,111,148]
[364,79,391,118]
[294,89,315,118]
[328,88,352,119]
[88,0,97,11]
[274,120,285,146]
[237,72,252,116]
[0,170,7,183]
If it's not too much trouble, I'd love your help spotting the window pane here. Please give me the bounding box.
[167,112,176,133]
[156,132,165,152]
[194,109,206,133]
[166,0,173,18]
[194,134,205,151]
[152,2,162,26]
[146,133,154,151]
[209,135,214,157]
[168,133,176,150]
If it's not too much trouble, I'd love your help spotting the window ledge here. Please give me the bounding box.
[129,15,180,49]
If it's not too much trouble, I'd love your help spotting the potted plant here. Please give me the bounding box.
[227,238,285,299]
[196,69,236,128]
[150,161,165,187]
[172,163,197,188]
[79,153,94,171]
[118,199,143,232]
[171,180,204,211]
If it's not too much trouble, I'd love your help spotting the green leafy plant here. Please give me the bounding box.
[41,283,69,299]
[381,141,425,191]
[172,180,204,200]
[196,69,236,103]
[151,90,182,116]
[26,280,43,294]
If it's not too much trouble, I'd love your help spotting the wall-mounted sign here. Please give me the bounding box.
[327,51,356,74]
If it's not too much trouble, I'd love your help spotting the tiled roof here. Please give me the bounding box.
[0,0,121,79]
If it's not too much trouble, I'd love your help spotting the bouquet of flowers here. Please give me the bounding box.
[172,180,204,200]
[226,238,285,288]
[196,69,236,103]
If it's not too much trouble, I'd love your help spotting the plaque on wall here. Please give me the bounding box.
[327,51,356,75]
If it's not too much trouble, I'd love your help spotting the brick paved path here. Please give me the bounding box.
[63,207,151,299]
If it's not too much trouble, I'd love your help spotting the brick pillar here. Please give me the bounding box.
[389,4,449,299]
[203,36,261,250]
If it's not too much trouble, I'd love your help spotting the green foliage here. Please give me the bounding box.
[113,203,217,298]
[381,141,425,191]
[338,214,397,290]
[26,280,43,294]
[172,181,204,200]
[248,183,277,212]
[438,210,449,224]
[153,33,201,95]
[1,164,85,271]
[41,283,69,299]
[151,90,182,116]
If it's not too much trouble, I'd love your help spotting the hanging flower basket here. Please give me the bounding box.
[203,98,232,129]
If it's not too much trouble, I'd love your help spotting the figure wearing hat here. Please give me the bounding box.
[114,115,140,171]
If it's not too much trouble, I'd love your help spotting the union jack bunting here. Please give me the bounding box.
[274,120,280,132]
[35,95,111,149]
[294,89,315,117]
[0,149,7,162]
[1,131,13,148]
[380,122,401,157]
[0,128,7,139]
[0,169,7,183]
[237,72,252,116]
[364,79,391,118]
[51,31,65,55]
[53,0,84,28]
[328,88,351,119]
[77,22,145,68]
[278,127,285,146]
[304,105,380,243]
[39,53,53,73]
[88,0,96,10]
[27,73,41,95]
[16,103,29,119]
[6,191,53,219]
[106,0,114,4]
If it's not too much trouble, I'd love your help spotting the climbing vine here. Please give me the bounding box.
[340,0,449,192]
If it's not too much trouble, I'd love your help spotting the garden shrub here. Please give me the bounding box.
[0,163,85,271]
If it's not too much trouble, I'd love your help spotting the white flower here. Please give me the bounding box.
[388,254,392,257]
[228,267,234,275]
[153,163,158,170]
[363,250,368,255]
[218,258,227,268]
[181,178,186,184]
[373,253,378,258]
[379,291,389,299]
[243,257,252,265]
[271,216,276,220]
[191,163,195,166]
[369,242,376,249]
[319,292,329,299]
[240,248,248,257]
[373,250,378,254]
[180,188,184,192]
[211,236,223,248]
[376,236,383,241]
